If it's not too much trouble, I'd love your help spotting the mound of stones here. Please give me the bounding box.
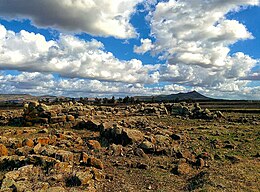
[0,128,104,191]
[171,102,224,120]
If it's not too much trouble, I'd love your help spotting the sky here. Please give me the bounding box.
[0,0,259,99]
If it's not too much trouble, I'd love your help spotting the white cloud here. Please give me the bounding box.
[0,71,186,97]
[0,71,259,99]
[144,0,260,94]
[0,25,159,84]
[0,0,143,39]
[134,38,154,54]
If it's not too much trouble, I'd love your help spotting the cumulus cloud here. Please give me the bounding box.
[0,24,159,84]
[143,0,260,93]
[134,38,154,54]
[0,71,259,99]
[0,71,188,97]
[0,0,143,39]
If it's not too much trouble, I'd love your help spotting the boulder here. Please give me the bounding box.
[87,140,101,150]
[0,144,8,156]
[75,171,93,185]
[22,138,34,147]
[87,157,104,169]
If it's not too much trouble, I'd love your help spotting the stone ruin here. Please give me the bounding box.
[0,101,225,127]
[171,102,224,120]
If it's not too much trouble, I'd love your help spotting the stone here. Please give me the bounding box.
[76,171,93,185]
[0,144,8,156]
[91,167,103,181]
[14,180,32,191]
[87,140,101,150]
[109,144,123,156]
[225,155,241,163]
[15,146,32,156]
[135,148,149,159]
[171,134,182,140]
[67,115,75,121]
[33,182,50,191]
[121,128,144,145]
[196,158,205,168]
[50,115,66,124]
[38,128,49,134]
[80,152,89,164]
[36,137,50,145]
[0,155,27,171]
[53,162,73,174]
[22,138,34,148]
[177,150,196,162]
[33,143,43,154]
[0,178,16,190]
[172,163,192,175]
[140,140,154,153]
[88,157,104,169]
[55,150,74,162]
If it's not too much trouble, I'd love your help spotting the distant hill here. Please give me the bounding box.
[134,91,215,102]
[0,94,36,102]
[0,94,58,103]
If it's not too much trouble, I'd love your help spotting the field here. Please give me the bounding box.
[0,101,259,191]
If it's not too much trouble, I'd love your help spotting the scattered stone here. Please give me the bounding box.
[0,144,8,156]
[225,155,241,163]
[171,133,182,140]
[22,138,34,147]
[87,157,104,169]
[36,137,50,145]
[76,171,93,185]
[172,162,192,175]
[87,140,101,150]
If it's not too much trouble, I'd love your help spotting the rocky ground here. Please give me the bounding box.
[0,101,259,191]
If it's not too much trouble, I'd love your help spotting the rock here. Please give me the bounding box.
[14,180,32,191]
[88,157,104,169]
[50,115,66,124]
[225,155,241,163]
[196,158,205,168]
[28,101,39,109]
[87,140,101,150]
[38,128,49,134]
[0,144,8,156]
[33,143,43,154]
[109,144,123,156]
[135,148,149,159]
[91,167,103,181]
[172,162,192,175]
[0,155,27,171]
[136,162,149,170]
[33,182,50,191]
[171,134,182,140]
[101,125,144,146]
[75,171,93,185]
[80,152,89,164]
[177,150,196,162]
[36,137,50,145]
[53,162,73,174]
[121,128,144,145]
[15,146,32,156]
[22,138,34,147]
[140,140,154,153]
[28,155,59,168]
[67,115,75,121]
[55,150,74,162]
[74,120,100,131]
[0,178,16,190]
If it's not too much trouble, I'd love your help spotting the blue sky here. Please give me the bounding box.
[0,0,259,99]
